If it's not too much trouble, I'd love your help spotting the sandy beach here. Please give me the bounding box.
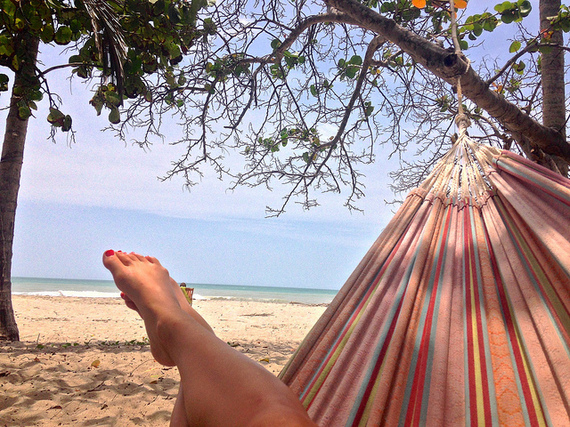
[0,295,327,426]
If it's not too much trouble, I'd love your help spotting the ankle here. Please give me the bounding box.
[155,309,189,338]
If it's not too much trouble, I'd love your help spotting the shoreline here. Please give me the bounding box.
[12,277,339,305]
[0,295,326,426]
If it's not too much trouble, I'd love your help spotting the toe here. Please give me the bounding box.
[102,249,121,270]
[116,251,137,265]
[145,255,161,265]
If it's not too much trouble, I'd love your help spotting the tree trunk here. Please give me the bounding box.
[540,0,567,175]
[0,37,39,341]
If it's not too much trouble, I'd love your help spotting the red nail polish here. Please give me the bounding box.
[104,249,115,257]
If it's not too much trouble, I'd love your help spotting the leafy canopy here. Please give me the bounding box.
[0,0,207,128]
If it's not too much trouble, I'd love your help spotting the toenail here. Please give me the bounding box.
[104,249,115,257]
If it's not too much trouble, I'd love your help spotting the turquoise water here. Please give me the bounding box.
[11,277,338,305]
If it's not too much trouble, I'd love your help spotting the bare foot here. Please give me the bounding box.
[102,250,187,366]
[119,264,214,335]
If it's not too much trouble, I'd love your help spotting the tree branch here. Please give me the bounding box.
[326,0,570,163]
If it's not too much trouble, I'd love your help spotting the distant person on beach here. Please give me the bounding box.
[102,249,316,427]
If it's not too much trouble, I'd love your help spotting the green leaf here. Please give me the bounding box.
[166,73,177,87]
[509,40,521,53]
[69,55,82,64]
[14,17,24,30]
[482,16,498,32]
[12,54,20,71]
[501,12,515,24]
[168,44,181,59]
[188,0,206,25]
[538,44,552,55]
[203,18,217,34]
[0,34,14,55]
[104,91,122,106]
[0,73,8,91]
[40,24,55,43]
[380,2,395,13]
[29,15,43,31]
[2,0,16,15]
[75,65,91,79]
[518,0,532,15]
[91,98,103,115]
[494,1,513,13]
[30,90,43,101]
[168,3,181,24]
[310,84,318,97]
[513,60,526,74]
[54,26,73,45]
[47,107,65,125]
[345,66,358,79]
[70,19,82,33]
[18,106,32,120]
[472,24,483,37]
[349,55,362,66]
[62,115,72,132]
[108,107,121,124]
[401,6,421,21]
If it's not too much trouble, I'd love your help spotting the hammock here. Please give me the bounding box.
[280,134,570,426]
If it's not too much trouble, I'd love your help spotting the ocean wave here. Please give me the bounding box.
[13,290,211,301]
[12,290,333,304]
[13,290,121,298]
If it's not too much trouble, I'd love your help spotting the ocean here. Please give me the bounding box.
[11,277,339,305]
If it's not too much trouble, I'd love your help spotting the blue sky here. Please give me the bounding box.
[3,0,536,289]
[5,65,396,289]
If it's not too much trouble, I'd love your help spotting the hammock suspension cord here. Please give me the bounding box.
[449,0,471,135]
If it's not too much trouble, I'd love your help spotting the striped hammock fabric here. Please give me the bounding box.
[280,135,570,426]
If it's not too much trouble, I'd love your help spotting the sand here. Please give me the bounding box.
[0,295,327,426]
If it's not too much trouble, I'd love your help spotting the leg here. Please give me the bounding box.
[103,250,316,427]
[120,275,214,335]
[120,286,202,427]
[119,265,212,426]
[170,387,188,427]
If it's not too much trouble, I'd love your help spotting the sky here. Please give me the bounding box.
[4,57,398,290]
[2,0,537,290]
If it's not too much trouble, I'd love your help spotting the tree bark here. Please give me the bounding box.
[326,0,570,164]
[0,37,39,341]
[540,0,567,175]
